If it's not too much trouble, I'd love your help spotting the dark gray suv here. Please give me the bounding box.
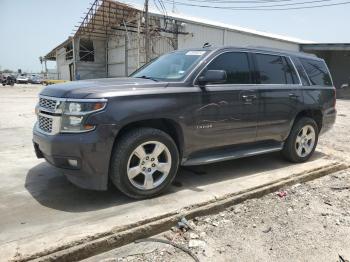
[33,47,336,199]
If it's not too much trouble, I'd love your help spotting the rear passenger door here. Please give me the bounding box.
[193,51,259,150]
[253,53,302,143]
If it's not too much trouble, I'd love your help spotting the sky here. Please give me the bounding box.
[0,0,348,72]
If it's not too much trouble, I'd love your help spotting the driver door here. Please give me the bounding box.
[193,51,259,150]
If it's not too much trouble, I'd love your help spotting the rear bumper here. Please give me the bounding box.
[320,107,337,135]
[33,123,118,190]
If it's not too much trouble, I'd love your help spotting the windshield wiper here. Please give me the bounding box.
[135,75,159,82]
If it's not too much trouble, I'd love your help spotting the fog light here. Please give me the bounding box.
[68,159,78,167]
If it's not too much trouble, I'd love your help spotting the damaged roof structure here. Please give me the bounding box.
[44,0,314,81]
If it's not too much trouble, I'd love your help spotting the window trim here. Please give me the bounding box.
[193,50,302,87]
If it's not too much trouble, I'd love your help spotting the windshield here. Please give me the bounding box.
[131,50,209,81]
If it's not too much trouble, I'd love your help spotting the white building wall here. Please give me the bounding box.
[178,22,299,51]
[56,47,71,80]
[107,34,126,77]
[224,30,299,51]
[76,38,107,80]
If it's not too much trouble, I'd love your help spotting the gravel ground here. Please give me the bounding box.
[86,169,350,262]
[86,98,350,262]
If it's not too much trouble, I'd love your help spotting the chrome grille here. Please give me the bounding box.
[39,97,57,111]
[38,115,53,133]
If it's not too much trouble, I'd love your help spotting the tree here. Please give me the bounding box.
[39,56,44,72]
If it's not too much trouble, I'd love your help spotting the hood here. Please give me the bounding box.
[40,77,169,99]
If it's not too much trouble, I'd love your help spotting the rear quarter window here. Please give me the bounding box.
[300,58,332,86]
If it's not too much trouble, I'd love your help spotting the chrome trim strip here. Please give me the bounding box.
[37,112,61,135]
[39,94,107,103]
[287,56,302,86]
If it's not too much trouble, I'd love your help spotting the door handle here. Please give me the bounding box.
[289,93,299,99]
[242,94,257,102]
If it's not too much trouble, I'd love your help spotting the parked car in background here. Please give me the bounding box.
[16,74,29,84]
[30,76,44,84]
[2,74,16,86]
[33,46,336,199]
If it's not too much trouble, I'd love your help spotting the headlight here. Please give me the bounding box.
[64,101,106,115]
[61,100,107,133]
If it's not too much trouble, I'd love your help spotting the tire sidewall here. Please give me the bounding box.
[112,129,179,198]
[286,117,319,162]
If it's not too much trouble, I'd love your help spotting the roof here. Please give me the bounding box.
[172,45,319,60]
[44,37,72,61]
[117,0,313,44]
[300,43,350,51]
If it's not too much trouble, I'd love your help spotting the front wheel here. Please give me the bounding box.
[282,117,319,163]
[110,128,179,199]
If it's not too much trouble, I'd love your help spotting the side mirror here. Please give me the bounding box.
[198,70,227,89]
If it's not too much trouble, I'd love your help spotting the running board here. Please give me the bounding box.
[182,144,283,166]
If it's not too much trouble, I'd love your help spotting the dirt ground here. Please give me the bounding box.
[86,97,350,262]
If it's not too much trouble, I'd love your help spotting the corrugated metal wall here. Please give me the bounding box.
[107,31,175,77]
[178,23,299,51]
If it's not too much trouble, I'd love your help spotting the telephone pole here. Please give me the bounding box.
[144,0,150,63]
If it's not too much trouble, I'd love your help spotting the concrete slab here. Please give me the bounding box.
[0,149,340,261]
[0,86,346,261]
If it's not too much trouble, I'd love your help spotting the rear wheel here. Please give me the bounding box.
[282,117,319,163]
[110,128,179,199]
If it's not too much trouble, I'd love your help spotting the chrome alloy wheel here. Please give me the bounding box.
[127,141,172,190]
[295,125,316,158]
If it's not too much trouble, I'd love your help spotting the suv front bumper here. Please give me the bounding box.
[33,124,117,190]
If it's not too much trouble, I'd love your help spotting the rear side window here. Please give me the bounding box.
[300,58,332,86]
[255,54,298,85]
[205,52,252,84]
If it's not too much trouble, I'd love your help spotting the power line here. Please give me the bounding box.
[164,0,350,10]
[166,0,336,8]
[186,0,315,3]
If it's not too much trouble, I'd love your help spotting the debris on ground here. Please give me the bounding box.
[276,190,288,198]
[135,238,199,262]
[86,169,350,262]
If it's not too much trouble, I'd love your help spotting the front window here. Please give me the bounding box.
[201,52,252,84]
[131,50,209,81]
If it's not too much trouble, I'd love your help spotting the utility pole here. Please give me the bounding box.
[144,0,150,63]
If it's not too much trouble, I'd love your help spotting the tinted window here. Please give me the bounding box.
[300,58,332,86]
[204,52,251,84]
[256,54,297,84]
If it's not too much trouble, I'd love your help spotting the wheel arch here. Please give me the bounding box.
[293,109,323,132]
[112,118,185,158]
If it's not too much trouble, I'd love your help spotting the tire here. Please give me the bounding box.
[282,117,319,163]
[110,127,179,199]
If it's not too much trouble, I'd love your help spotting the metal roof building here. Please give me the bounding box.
[44,0,350,88]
